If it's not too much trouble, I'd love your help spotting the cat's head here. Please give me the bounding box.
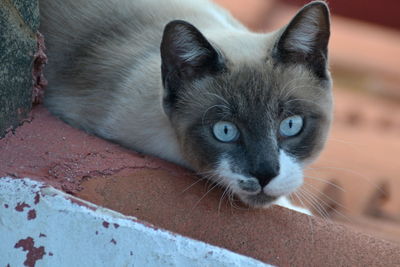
[160,1,332,207]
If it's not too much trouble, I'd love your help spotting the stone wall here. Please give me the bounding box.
[0,0,39,138]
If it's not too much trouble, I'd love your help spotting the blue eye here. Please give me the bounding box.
[280,115,303,137]
[213,121,239,142]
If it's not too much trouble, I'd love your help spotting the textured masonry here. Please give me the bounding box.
[0,0,39,137]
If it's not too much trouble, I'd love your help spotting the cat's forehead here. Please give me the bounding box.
[209,31,272,66]
[180,62,332,127]
[216,64,330,112]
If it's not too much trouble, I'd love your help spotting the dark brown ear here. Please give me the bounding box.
[274,1,330,79]
[160,20,224,113]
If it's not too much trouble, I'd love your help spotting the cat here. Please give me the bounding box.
[39,0,332,212]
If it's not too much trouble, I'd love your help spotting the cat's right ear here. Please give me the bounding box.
[160,20,224,114]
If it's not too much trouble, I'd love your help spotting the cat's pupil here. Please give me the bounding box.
[224,126,228,134]
[289,120,293,128]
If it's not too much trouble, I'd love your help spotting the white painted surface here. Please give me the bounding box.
[0,177,272,267]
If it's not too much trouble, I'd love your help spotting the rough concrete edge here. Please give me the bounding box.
[0,177,273,267]
[32,32,48,105]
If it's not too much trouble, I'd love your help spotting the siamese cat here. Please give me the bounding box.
[40,0,332,212]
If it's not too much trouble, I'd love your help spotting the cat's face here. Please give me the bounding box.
[168,65,332,207]
[161,2,332,207]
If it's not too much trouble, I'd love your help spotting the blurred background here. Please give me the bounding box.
[214,0,400,243]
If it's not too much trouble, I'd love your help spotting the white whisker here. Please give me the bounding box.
[303,182,347,211]
[181,177,208,193]
[299,188,330,220]
[305,166,384,194]
[292,192,315,241]
[304,176,345,192]
[302,187,352,223]
[201,104,231,125]
[192,178,223,209]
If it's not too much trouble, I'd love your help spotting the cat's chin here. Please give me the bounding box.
[236,192,278,208]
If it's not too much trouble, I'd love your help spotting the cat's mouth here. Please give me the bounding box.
[211,151,304,208]
[209,173,300,208]
[234,180,280,207]
[233,176,302,208]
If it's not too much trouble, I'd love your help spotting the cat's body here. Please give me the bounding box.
[40,0,245,166]
[40,0,332,210]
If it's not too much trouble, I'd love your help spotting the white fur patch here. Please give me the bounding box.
[263,150,303,197]
[215,150,303,199]
[215,156,260,195]
[213,151,304,210]
[274,196,311,215]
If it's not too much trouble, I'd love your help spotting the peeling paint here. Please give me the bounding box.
[102,221,110,228]
[34,193,40,205]
[15,202,30,212]
[14,237,46,267]
[27,209,36,220]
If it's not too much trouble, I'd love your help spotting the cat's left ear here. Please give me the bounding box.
[274,1,330,79]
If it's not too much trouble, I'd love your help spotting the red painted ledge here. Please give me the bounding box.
[1,106,400,266]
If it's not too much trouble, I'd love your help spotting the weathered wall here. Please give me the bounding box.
[0,0,39,138]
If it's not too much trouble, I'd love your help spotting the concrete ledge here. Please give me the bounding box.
[1,106,400,266]
[1,177,268,267]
